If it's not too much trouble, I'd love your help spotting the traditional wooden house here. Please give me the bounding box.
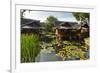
[53,21,89,42]
[54,21,78,41]
[21,18,43,34]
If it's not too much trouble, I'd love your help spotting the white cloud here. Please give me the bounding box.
[24,10,77,22]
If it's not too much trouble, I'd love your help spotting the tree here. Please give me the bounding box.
[20,10,26,19]
[44,16,58,31]
[20,9,32,19]
[72,12,89,24]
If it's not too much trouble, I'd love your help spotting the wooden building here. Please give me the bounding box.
[21,18,42,34]
[53,21,89,42]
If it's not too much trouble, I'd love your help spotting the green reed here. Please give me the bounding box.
[21,34,40,63]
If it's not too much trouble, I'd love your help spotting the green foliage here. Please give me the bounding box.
[64,46,86,60]
[84,38,89,46]
[21,34,40,63]
[44,16,58,31]
[56,41,88,60]
[72,12,89,22]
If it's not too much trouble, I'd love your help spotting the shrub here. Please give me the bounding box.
[21,34,40,63]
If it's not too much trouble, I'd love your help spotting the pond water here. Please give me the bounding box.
[35,34,89,62]
[35,49,62,62]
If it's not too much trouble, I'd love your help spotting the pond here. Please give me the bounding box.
[35,48,62,62]
[35,34,89,62]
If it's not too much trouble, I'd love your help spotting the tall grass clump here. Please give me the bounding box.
[21,34,40,63]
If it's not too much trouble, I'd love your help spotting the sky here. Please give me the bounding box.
[23,10,78,22]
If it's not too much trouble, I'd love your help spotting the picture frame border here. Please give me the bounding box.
[11,1,96,73]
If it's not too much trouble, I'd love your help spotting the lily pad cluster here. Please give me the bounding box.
[55,40,89,60]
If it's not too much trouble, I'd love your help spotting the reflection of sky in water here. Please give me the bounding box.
[24,10,77,22]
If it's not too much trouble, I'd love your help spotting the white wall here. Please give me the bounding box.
[0,0,99,73]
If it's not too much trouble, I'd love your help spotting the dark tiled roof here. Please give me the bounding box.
[54,21,80,29]
[55,21,78,26]
[21,18,40,27]
[21,19,88,30]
